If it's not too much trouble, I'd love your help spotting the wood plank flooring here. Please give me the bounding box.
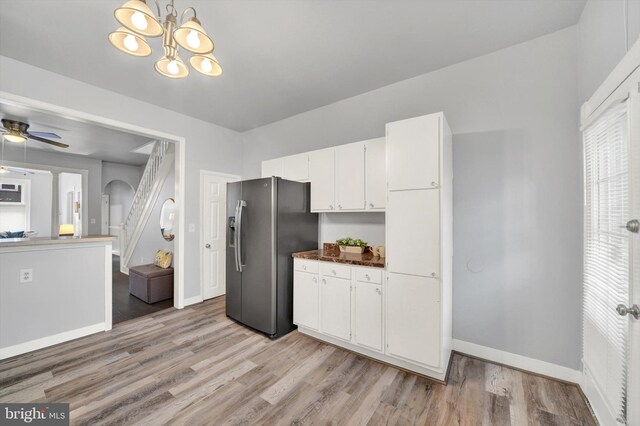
[0,297,595,425]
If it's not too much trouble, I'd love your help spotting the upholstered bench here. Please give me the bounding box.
[129,264,174,304]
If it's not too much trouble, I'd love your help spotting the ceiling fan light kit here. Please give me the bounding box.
[1,119,68,149]
[109,0,222,79]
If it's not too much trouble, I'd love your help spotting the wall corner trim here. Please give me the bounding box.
[184,295,204,307]
[452,339,582,384]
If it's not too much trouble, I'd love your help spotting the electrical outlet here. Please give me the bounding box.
[20,269,33,283]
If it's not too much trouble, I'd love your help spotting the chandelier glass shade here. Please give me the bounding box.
[109,0,222,79]
[108,27,152,57]
[190,53,222,76]
[114,0,163,37]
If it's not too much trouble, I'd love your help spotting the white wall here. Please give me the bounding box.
[0,173,52,236]
[131,169,175,267]
[0,55,244,300]
[58,172,81,226]
[578,0,640,102]
[1,143,102,235]
[319,213,385,246]
[102,161,142,192]
[242,27,582,370]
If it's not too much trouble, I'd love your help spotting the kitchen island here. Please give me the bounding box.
[0,236,115,359]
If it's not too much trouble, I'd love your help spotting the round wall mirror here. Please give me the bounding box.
[160,198,176,241]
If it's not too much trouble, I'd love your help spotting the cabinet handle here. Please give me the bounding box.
[338,204,342,209]
[369,203,374,208]
[329,204,334,210]
[375,288,381,295]
[365,274,370,280]
[322,278,326,284]
[313,277,317,283]
[331,270,337,275]
[431,272,437,277]
[431,181,438,187]
[302,265,307,270]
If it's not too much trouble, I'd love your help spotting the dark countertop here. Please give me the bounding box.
[292,249,385,268]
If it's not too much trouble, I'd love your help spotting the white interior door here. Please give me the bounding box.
[583,96,639,425]
[201,171,239,300]
[627,87,640,426]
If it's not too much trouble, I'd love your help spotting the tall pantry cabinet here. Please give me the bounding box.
[385,112,453,380]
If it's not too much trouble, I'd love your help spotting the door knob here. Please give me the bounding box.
[622,219,639,233]
[205,243,211,248]
[617,304,640,319]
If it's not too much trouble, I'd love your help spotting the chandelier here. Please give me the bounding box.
[109,0,222,79]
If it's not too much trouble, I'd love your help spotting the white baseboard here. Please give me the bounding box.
[184,295,204,307]
[0,323,107,360]
[452,339,582,384]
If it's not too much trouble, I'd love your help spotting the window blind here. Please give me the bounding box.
[583,100,630,424]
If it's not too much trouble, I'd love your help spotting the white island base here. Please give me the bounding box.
[0,236,115,360]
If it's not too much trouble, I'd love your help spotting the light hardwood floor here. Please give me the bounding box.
[0,297,595,425]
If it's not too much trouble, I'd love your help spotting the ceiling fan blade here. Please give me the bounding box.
[9,167,34,175]
[27,134,69,148]
[28,131,61,139]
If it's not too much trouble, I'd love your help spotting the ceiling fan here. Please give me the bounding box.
[0,138,34,175]
[1,119,69,148]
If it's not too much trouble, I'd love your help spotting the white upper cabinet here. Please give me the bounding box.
[262,137,386,212]
[365,137,386,210]
[283,153,309,181]
[309,148,335,212]
[335,142,365,210]
[386,114,440,191]
[261,158,284,178]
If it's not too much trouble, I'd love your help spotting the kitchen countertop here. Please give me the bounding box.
[0,235,117,248]
[292,249,385,268]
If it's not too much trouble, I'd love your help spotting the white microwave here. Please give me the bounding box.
[0,184,23,203]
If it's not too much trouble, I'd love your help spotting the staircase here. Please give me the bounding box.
[120,140,174,274]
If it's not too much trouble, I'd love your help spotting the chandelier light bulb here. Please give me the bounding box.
[123,34,139,51]
[167,60,180,75]
[186,29,201,49]
[130,11,148,30]
[200,57,213,73]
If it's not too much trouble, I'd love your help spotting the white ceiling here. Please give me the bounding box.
[0,0,586,132]
[0,102,155,166]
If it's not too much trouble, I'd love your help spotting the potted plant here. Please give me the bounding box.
[336,237,368,254]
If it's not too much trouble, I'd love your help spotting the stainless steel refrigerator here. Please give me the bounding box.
[226,177,318,338]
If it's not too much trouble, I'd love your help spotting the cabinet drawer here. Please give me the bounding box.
[355,268,382,284]
[321,263,351,280]
[294,259,319,274]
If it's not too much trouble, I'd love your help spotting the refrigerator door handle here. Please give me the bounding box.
[233,201,241,272]
[236,200,247,272]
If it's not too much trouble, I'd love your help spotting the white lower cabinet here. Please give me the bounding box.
[320,276,351,341]
[354,281,382,352]
[293,270,319,330]
[386,272,441,368]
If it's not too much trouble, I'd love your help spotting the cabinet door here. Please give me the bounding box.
[262,158,284,178]
[387,114,440,191]
[365,138,386,210]
[283,153,309,181]
[309,148,335,212]
[354,282,382,351]
[294,270,319,330]
[335,142,365,210]
[387,189,440,277]
[386,273,441,368]
[320,276,351,341]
